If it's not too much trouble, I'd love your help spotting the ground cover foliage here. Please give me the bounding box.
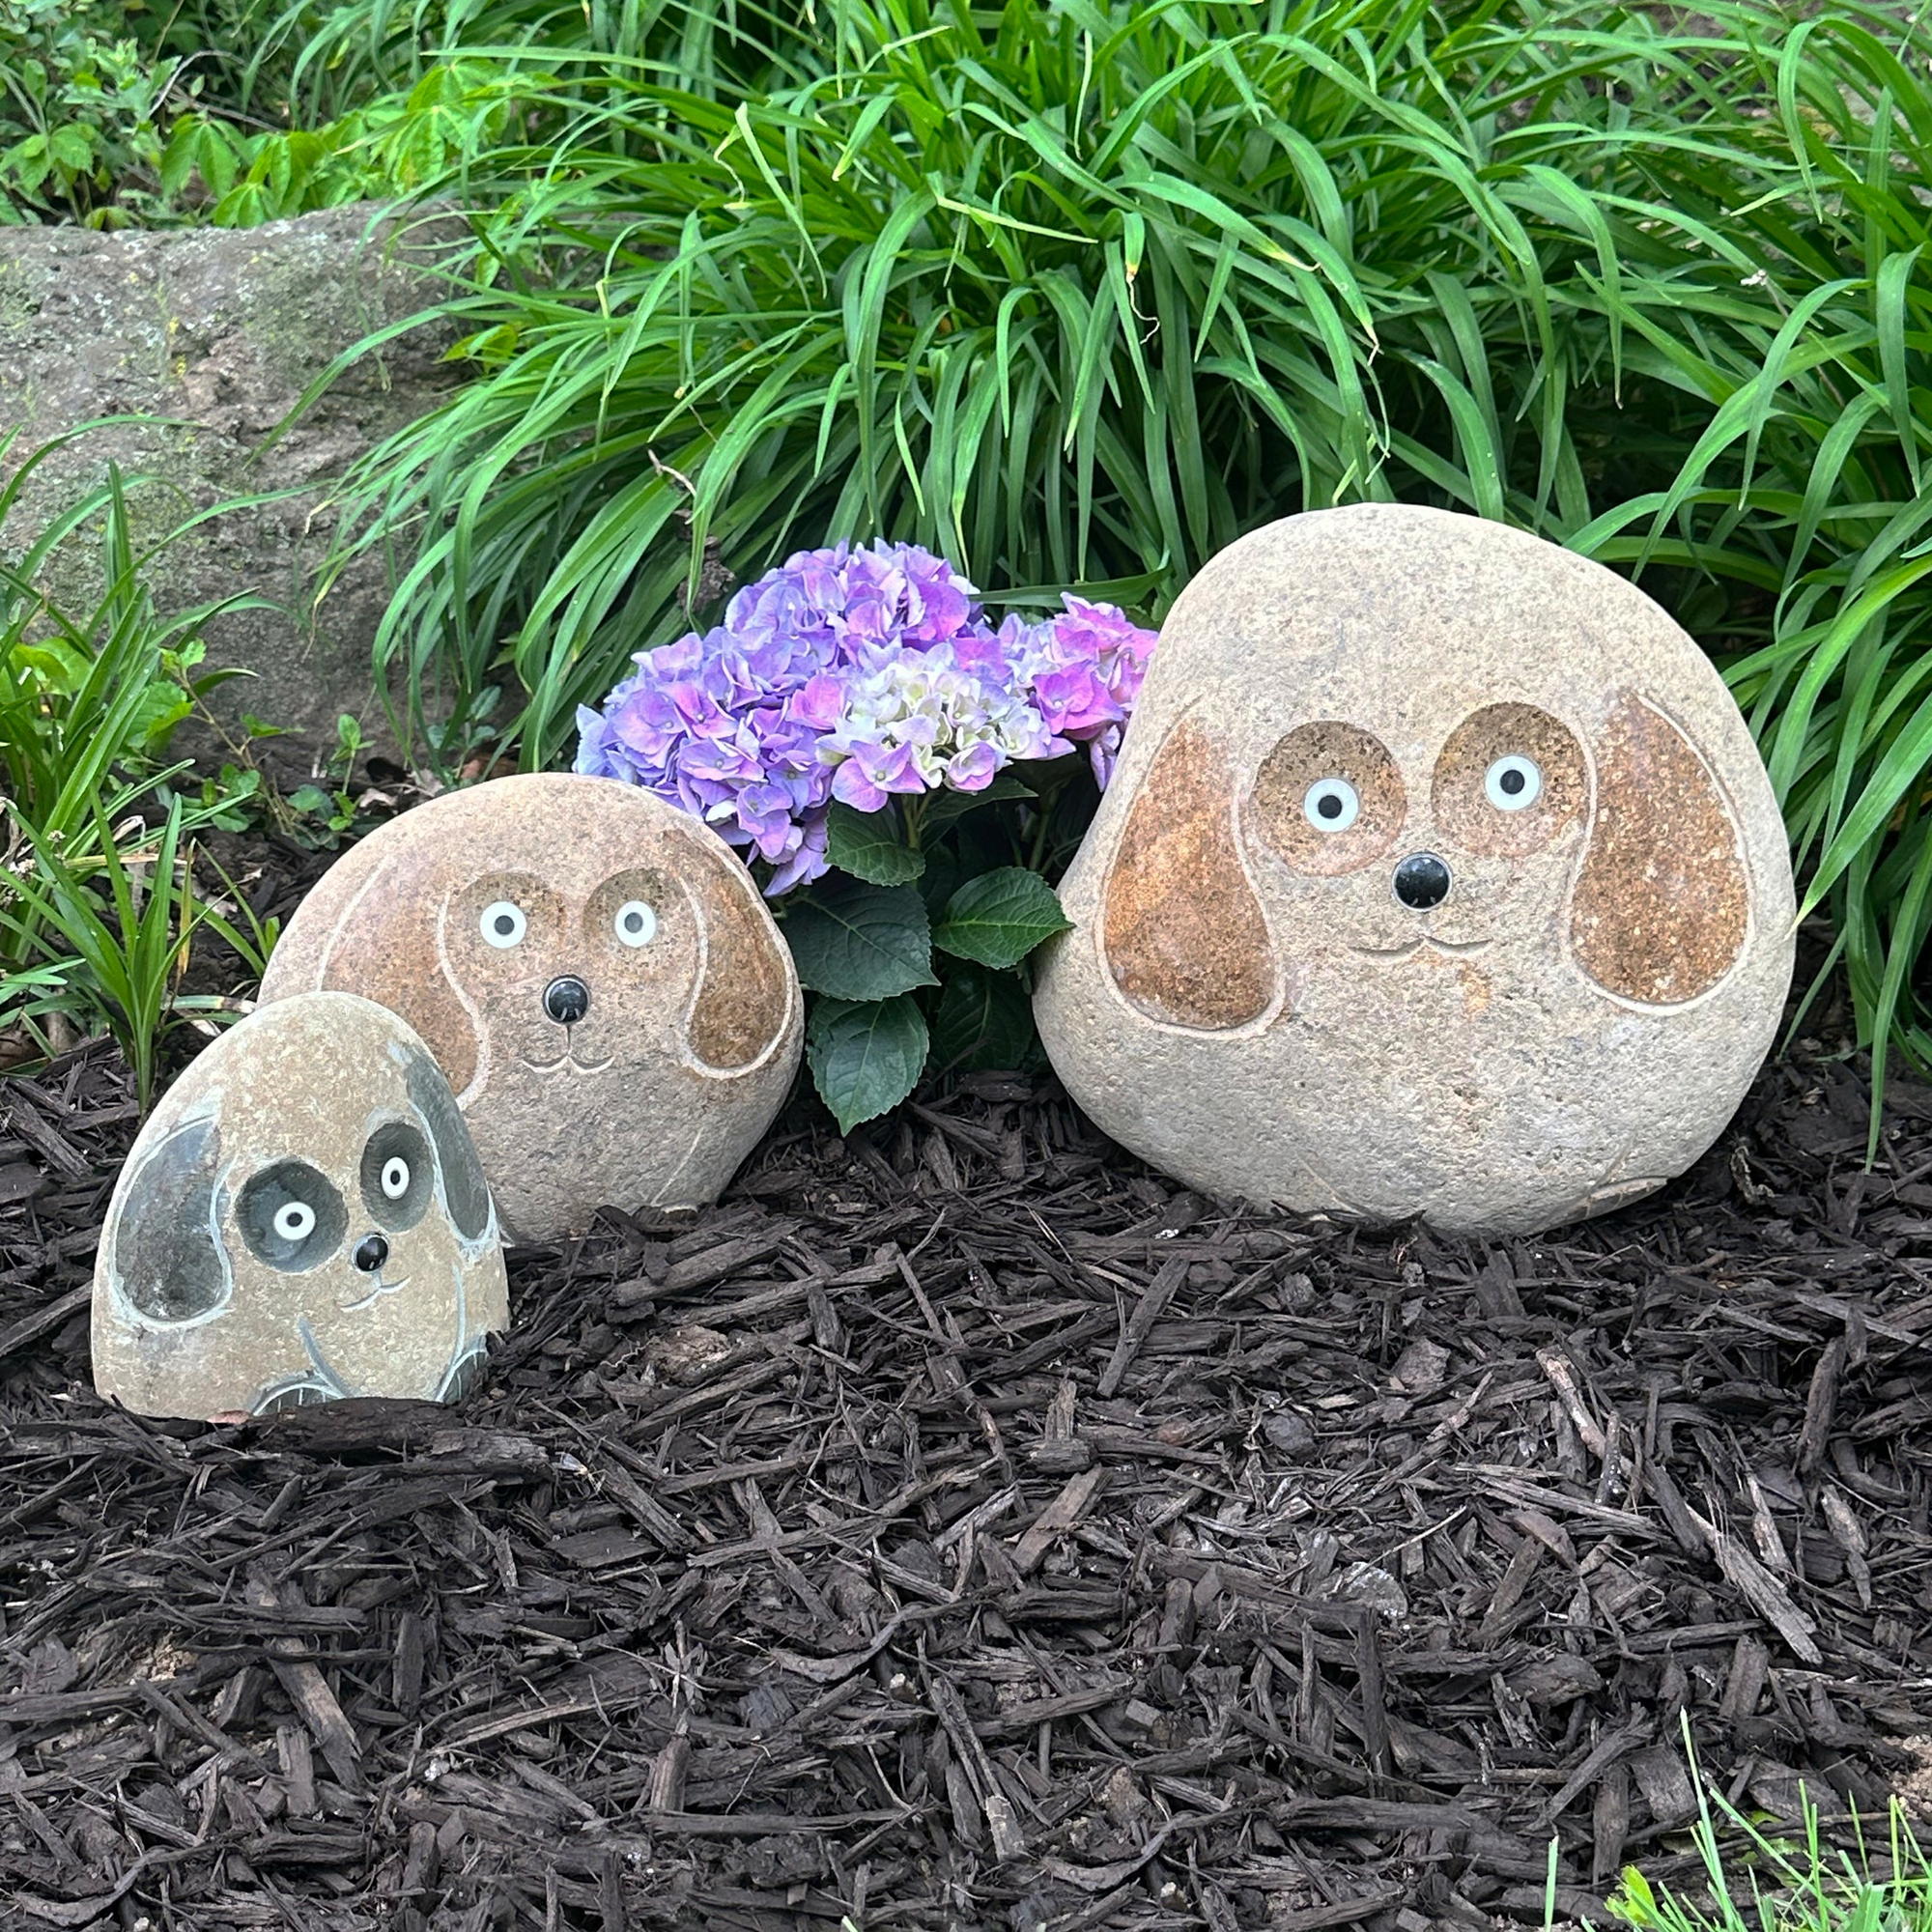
[0,959,1931,1928]
[275,0,1932,1113]
[28,0,1932,1097]
[0,447,275,1103]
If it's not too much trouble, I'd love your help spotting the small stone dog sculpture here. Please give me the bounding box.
[93,992,507,1419]
[259,774,804,1239]
[1033,504,1796,1236]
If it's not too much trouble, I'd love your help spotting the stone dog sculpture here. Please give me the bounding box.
[260,774,804,1240]
[94,992,507,1419]
[1033,504,1796,1236]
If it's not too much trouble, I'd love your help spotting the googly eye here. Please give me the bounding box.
[480,900,526,949]
[272,1201,316,1242]
[1302,777,1360,833]
[381,1156,411,1201]
[1485,754,1544,811]
[614,900,657,949]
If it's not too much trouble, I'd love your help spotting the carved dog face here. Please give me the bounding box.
[92,993,507,1420]
[258,775,804,1239]
[1033,505,1796,1236]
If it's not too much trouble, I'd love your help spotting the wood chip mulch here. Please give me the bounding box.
[0,1032,1928,1931]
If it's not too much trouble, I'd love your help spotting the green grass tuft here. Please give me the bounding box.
[1607,1728,1932,1932]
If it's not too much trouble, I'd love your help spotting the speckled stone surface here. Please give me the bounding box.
[0,206,462,781]
[259,774,805,1240]
[1033,504,1797,1236]
[93,992,507,1421]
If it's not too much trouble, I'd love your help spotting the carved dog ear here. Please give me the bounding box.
[1102,716,1277,1030]
[107,1110,231,1322]
[1570,691,1749,1006]
[403,1046,495,1241]
[261,842,481,1094]
[668,824,796,1072]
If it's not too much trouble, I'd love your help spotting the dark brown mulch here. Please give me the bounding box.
[0,1031,1928,1932]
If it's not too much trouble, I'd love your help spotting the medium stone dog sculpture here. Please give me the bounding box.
[94,992,507,1419]
[1033,504,1796,1236]
[260,774,804,1239]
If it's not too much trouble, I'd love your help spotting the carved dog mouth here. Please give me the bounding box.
[521,1046,615,1076]
[341,1274,411,1314]
[1353,935,1494,961]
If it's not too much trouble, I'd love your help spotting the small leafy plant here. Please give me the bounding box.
[0,439,270,1092]
[576,541,1152,1128]
[0,0,180,224]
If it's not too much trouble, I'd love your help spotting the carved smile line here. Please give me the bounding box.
[341,1274,411,1314]
[520,1050,616,1075]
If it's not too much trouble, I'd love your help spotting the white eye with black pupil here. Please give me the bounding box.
[1485,754,1543,811]
[272,1202,315,1241]
[381,1157,411,1200]
[1302,777,1360,833]
[481,900,526,948]
[614,900,657,948]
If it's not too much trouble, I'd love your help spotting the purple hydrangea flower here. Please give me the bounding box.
[576,541,1157,892]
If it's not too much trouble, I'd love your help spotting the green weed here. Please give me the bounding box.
[0,438,271,1091]
[1607,1728,1932,1932]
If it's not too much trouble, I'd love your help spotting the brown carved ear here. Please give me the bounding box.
[260,843,480,1094]
[670,827,795,1071]
[1102,716,1276,1030]
[1571,692,1749,1005]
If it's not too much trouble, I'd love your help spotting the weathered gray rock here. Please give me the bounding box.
[93,991,508,1421]
[0,204,460,780]
[1033,504,1796,1237]
[258,774,805,1240]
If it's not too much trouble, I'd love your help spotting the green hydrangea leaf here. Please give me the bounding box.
[932,867,1071,969]
[826,800,924,886]
[783,876,936,999]
[930,965,1036,1073]
[919,770,1035,834]
[807,994,928,1134]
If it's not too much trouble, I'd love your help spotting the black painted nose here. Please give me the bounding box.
[544,976,590,1026]
[354,1234,388,1274]
[1393,852,1452,911]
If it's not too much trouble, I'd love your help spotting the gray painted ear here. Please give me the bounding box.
[405,1048,493,1240]
[438,1339,489,1403]
[112,1114,230,1322]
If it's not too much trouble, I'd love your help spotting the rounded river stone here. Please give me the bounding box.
[259,774,805,1240]
[1032,504,1796,1236]
[93,991,508,1420]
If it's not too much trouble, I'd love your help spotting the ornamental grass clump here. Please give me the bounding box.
[575,540,1154,1129]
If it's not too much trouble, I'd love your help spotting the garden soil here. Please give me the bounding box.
[0,899,1929,1928]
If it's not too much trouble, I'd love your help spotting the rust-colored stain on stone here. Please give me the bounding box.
[1571,692,1748,1004]
[1246,721,1405,875]
[674,829,794,1069]
[303,843,486,1093]
[1433,702,1586,858]
[1103,718,1275,1030]
[259,774,803,1236]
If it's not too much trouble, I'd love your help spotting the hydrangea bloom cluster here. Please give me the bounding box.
[575,542,1155,894]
